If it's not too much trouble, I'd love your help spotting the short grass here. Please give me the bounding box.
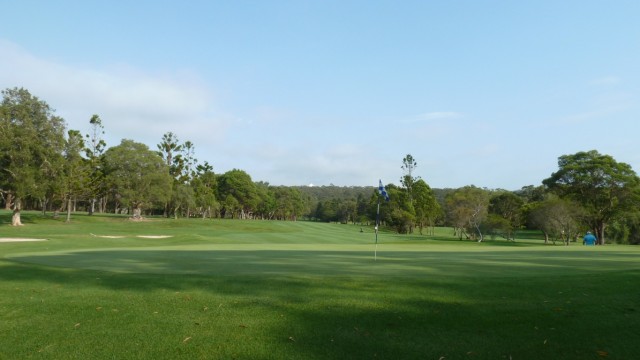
[1,211,640,359]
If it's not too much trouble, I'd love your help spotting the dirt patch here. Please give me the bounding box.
[0,238,48,243]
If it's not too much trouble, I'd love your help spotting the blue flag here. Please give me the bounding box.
[378,180,390,201]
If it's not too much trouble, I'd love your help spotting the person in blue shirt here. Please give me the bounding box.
[583,231,597,246]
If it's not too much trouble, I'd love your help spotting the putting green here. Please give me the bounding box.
[8,243,640,278]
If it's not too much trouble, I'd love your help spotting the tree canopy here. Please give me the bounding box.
[0,87,66,225]
[5,87,640,245]
[543,150,640,244]
[102,139,172,218]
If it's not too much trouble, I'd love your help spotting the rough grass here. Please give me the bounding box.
[1,211,640,359]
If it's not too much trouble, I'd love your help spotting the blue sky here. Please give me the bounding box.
[2,1,639,190]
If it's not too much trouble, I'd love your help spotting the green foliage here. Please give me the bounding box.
[525,196,585,245]
[445,186,491,241]
[488,191,524,239]
[0,87,66,210]
[543,150,640,243]
[103,140,172,213]
[400,153,419,197]
[6,87,640,244]
[217,169,259,218]
[412,179,441,234]
[191,162,218,218]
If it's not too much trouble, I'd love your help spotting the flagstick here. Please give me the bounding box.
[375,197,380,261]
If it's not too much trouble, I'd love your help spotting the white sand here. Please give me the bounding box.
[0,238,47,242]
[90,233,173,239]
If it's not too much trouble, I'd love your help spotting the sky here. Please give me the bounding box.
[2,1,639,190]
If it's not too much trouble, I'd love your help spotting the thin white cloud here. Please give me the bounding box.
[556,91,634,125]
[0,39,225,150]
[252,143,395,186]
[417,111,463,121]
[591,76,621,86]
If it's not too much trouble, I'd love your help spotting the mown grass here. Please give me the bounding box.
[1,211,640,359]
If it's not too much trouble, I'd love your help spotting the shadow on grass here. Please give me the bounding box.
[2,256,639,359]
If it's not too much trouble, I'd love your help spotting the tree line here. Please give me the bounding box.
[2,87,640,244]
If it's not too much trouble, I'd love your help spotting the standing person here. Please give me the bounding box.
[583,231,597,246]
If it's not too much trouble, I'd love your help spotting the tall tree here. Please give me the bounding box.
[84,114,107,215]
[157,132,184,179]
[0,88,66,226]
[401,154,419,204]
[181,140,197,183]
[543,150,640,244]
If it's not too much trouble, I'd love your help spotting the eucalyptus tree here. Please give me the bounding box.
[444,186,490,241]
[103,139,172,218]
[0,87,66,226]
[525,196,585,245]
[543,150,640,244]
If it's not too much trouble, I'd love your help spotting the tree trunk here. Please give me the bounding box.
[132,207,142,220]
[66,197,72,222]
[475,224,483,242]
[596,222,606,245]
[5,193,14,210]
[12,209,23,226]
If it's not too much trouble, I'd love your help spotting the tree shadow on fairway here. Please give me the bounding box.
[3,259,638,359]
[3,250,640,359]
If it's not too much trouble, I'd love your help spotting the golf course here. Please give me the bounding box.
[2,211,640,359]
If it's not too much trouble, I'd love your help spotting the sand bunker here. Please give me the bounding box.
[90,234,125,238]
[0,238,47,242]
[90,233,172,239]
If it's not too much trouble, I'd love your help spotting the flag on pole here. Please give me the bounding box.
[378,180,390,201]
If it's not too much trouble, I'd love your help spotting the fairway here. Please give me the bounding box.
[7,243,640,278]
[2,213,640,359]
